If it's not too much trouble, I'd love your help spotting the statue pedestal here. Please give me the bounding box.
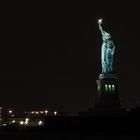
[95,74,121,114]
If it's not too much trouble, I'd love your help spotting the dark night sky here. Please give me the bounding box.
[0,1,140,115]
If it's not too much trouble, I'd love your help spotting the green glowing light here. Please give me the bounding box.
[112,85,115,91]
[109,85,111,91]
[105,84,108,91]
[98,85,100,91]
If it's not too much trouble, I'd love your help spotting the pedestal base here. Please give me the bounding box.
[95,74,121,112]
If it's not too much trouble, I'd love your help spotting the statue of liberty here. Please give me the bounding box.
[98,19,115,74]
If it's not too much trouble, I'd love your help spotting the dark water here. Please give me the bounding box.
[1,116,140,139]
[0,127,139,140]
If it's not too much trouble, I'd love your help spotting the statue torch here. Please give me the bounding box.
[98,18,103,26]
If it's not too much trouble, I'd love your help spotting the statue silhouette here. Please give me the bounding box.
[98,19,115,74]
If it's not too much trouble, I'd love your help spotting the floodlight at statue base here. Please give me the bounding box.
[99,73,117,80]
[95,73,121,112]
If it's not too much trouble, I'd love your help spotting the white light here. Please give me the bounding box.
[38,121,43,125]
[9,110,12,114]
[25,121,28,125]
[35,112,39,114]
[98,18,103,25]
[98,19,102,22]
[2,124,7,126]
[25,118,29,122]
[12,120,15,123]
[20,121,24,125]
[45,110,48,115]
[54,111,57,116]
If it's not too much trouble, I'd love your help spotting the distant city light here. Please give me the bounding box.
[24,121,28,125]
[24,118,29,125]
[25,118,29,122]
[54,111,57,116]
[20,121,24,125]
[38,121,43,126]
[2,124,7,126]
[9,110,12,114]
[12,120,15,123]
[45,110,48,115]
[35,112,39,114]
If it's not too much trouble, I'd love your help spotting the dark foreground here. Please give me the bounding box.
[0,116,140,140]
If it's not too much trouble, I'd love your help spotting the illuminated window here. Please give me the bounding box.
[112,85,115,91]
[105,84,108,91]
[98,85,100,91]
[109,85,111,91]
